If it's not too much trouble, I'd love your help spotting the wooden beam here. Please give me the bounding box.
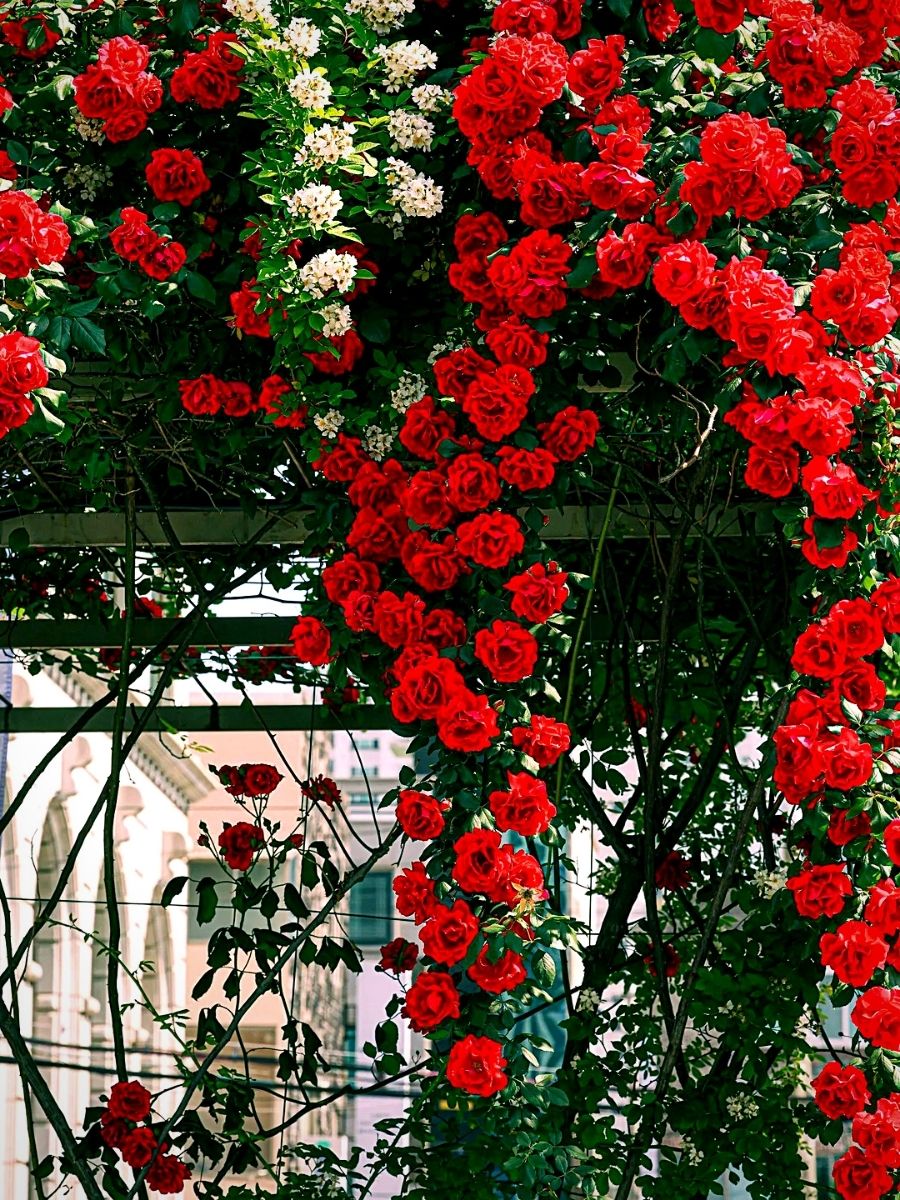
[2,704,395,734]
[0,616,297,649]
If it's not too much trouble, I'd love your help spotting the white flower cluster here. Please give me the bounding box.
[288,70,333,109]
[411,83,451,113]
[725,1094,760,1121]
[224,0,275,23]
[376,40,437,91]
[286,182,343,228]
[388,111,435,151]
[320,303,353,339]
[284,16,321,57]
[390,372,427,413]
[73,112,105,143]
[752,868,787,899]
[314,410,345,438]
[385,158,443,219]
[364,427,394,460]
[298,249,358,299]
[577,987,601,1012]
[63,162,113,201]
[346,0,416,33]
[681,1138,703,1167]
[295,122,355,167]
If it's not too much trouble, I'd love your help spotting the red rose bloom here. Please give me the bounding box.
[511,714,571,767]
[828,808,872,846]
[791,620,849,680]
[655,850,691,890]
[140,238,186,281]
[446,1035,508,1097]
[437,691,500,752]
[474,620,538,683]
[145,1154,192,1195]
[170,32,243,109]
[420,900,479,966]
[872,577,900,635]
[241,764,283,798]
[218,822,263,871]
[852,987,900,1051]
[885,819,900,866]
[120,1126,159,1169]
[145,148,211,206]
[400,396,455,461]
[832,1147,892,1200]
[495,446,556,492]
[489,771,556,837]
[853,1096,900,1169]
[820,920,888,987]
[453,829,511,900]
[505,562,569,622]
[457,513,525,569]
[396,789,447,841]
[393,861,437,923]
[744,445,799,498]
[539,405,600,461]
[830,598,885,656]
[786,862,852,918]
[566,36,625,107]
[99,1113,128,1149]
[322,554,381,604]
[402,970,461,1033]
[391,656,467,723]
[812,1062,871,1120]
[229,281,272,338]
[107,1080,152,1123]
[110,207,158,262]
[467,945,527,994]
[290,616,332,666]
[446,454,502,513]
[823,727,874,791]
[379,937,418,973]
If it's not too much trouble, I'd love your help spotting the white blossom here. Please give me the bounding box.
[284,16,321,57]
[390,372,427,413]
[752,868,787,899]
[314,410,345,438]
[320,303,353,339]
[288,70,333,109]
[681,1137,703,1166]
[388,111,435,151]
[298,249,358,299]
[385,157,443,219]
[375,40,437,92]
[286,182,343,228]
[73,112,104,143]
[224,0,275,23]
[411,83,451,113]
[725,1094,760,1121]
[295,122,355,167]
[63,162,113,201]
[364,427,394,460]
[346,0,415,33]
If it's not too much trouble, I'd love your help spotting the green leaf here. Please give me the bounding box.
[7,527,29,552]
[160,876,188,907]
[196,877,218,926]
[69,317,107,356]
[186,272,218,304]
[357,310,390,344]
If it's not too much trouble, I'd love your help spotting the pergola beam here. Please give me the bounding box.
[0,617,297,649]
[2,703,394,734]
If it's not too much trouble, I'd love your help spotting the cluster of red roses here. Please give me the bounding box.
[765,0,861,109]
[179,372,306,427]
[0,331,49,439]
[110,206,186,281]
[0,189,69,279]
[213,761,284,799]
[830,77,900,208]
[98,1081,190,1195]
[74,30,241,143]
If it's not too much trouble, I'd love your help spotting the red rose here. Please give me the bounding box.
[229,281,272,338]
[322,554,381,604]
[241,764,283,798]
[566,37,625,107]
[373,590,426,650]
[400,396,455,461]
[314,434,370,483]
[812,1062,871,1120]
[453,212,508,260]
[106,1080,152,1123]
[885,819,900,866]
[2,15,60,59]
[420,900,479,966]
[218,822,263,871]
[460,366,534,442]
[447,454,501,513]
[539,405,600,461]
[401,529,466,590]
[511,714,570,767]
[393,861,437,923]
[0,332,48,394]
[802,457,872,520]
[791,621,849,680]
[505,562,568,622]
[828,808,872,846]
[853,1096,900,1169]
[396,789,447,841]
[140,237,186,281]
[774,722,825,804]
[830,598,885,657]
[437,691,500,752]
[467,945,526,994]
[853,987,900,1051]
[179,374,227,416]
[110,207,158,262]
[865,880,900,939]
[378,937,418,973]
[422,608,468,650]
[446,1035,508,1097]
[391,656,467,722]
[405,471,454,530]
[820,920,888,987]
[834,661,886,711]
[744,445,799,498]
[453,829,512,900]
[786,862,852,918]
[120,1126,158,1169]
[485,320,548,368]
[290,616,332,666]
[822,727,873,791]
[170,36,243,109]
[872,577,900,635]
[655,850,691,890]
[145,148,211,206]
[474,620,538,683]
[146,1154,191,1195]
[402,970,461,1033]
[489,771,556,836]
[306,329,365,376]
[495,446,556,492]
[457,513,525,569]
[831,1147,892,1200]
[643,941,681,978]
[653,241,717,305]
[221,382,256,418]
[99,1113,129,1149]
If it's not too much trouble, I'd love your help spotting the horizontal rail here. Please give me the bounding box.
[0,616,298,649]
[2,704,395,734]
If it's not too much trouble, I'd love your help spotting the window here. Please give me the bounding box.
[349,791,383,807]
[348,872,393,945]
[350,764,379,778]
[356,737,379,750]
